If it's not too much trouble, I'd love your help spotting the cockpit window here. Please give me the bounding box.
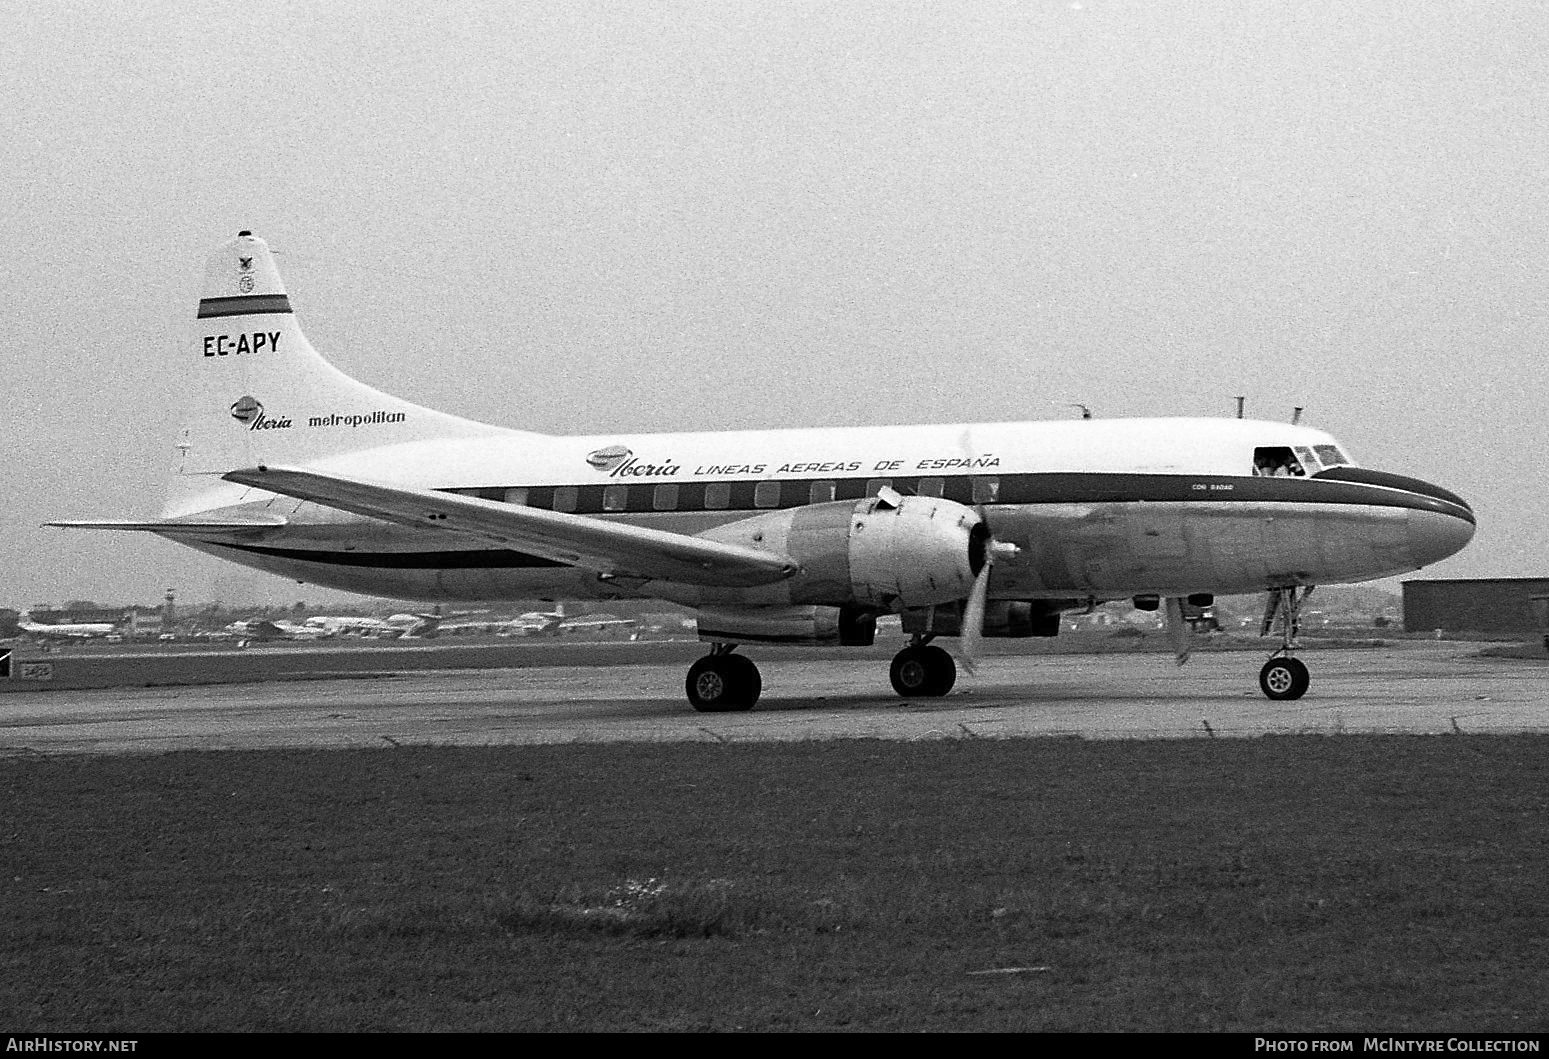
[1314,444,1349,467]
[1252,446,1306,477]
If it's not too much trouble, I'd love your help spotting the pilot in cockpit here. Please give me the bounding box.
[1253,448,1304,477]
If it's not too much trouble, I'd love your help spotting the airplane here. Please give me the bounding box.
[302,615,397,637]
[558,612,636,635]
[516,603,569,635]
[49,231,1476,710]
[507,602,632,636]
[17,610,119,640]
[305,609,472,638]
[225,618,331,642]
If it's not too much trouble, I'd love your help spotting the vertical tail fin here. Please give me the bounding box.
[167,232,504,516]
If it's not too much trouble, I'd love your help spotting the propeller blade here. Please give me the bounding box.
[959,539,1017,676]
[960,559,993,674]
[1164,597,1193,666]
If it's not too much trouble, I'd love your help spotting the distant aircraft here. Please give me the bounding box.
[398,605,631,637]
[516,603,568,635]
[556,612,636,635]
[304,615,403,638]
[17,611,118,640]
[51,231,1476,710]
[225,618,331,642]
[305,609,466,638]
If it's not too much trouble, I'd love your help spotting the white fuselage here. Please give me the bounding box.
[174,416,1475,607]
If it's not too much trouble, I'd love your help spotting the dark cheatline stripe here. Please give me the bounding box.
[217,543,564,570]
[1309,466,1473,515]
[197,294,293,319]
[441,472,1476,523]
[1006,473,1475,523]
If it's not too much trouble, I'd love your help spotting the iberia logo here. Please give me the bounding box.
[584,445,680,478]
[230,395,292,432]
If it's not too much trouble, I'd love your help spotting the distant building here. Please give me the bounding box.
[1402,578,1549,635]
[27,607,132,626]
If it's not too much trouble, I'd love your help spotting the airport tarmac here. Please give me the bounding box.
[0,641,1545,755]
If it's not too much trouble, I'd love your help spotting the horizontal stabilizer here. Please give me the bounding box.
[222,466,799,588]
[46,514,289,533]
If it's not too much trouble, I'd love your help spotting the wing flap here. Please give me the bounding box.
[221,466,798,588]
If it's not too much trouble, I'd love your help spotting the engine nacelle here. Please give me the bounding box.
[699,493,986,609]
[903,600,1068,638]
[695,605,877,646]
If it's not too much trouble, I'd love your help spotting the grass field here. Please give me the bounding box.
[3,736,1546,1032]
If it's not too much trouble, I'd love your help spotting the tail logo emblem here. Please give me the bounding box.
[230,395,293,431]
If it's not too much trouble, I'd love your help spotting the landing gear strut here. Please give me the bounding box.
[686,643,761,712]
[890,637,957,698]
[1258,585,1313,701]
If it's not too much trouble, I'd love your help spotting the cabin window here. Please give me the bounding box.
[653,484,679,511]
[971,476,1000,504]
[553,486,579,512]
[865,478,892,497]
[1252,447,1305,477]
[503,487,528,505]
[1314,444,1349,467]
[918,477,945,498]
[705,482,731,510]
[809,480,836,503]
[602,485,629,512]
[754,481,782,508]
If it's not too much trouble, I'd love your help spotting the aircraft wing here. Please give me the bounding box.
[46,514,288,533]
[222,466,799,589]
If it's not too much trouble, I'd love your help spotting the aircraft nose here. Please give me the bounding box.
[1407,506,1476,568]
[1320,466,1475,569]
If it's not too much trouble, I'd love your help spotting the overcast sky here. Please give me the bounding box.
[2,0,1544,608]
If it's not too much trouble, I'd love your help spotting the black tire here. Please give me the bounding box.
[686,654,760,712]
[1259,656,1310,701]
[890,644,957,698]
[722,653,761,707]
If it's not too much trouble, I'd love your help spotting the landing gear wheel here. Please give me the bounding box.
[686,654,761,712]
[1259,656,1310,701]
[890,645,957,698]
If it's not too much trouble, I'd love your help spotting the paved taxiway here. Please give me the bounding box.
[1,642,1545,755]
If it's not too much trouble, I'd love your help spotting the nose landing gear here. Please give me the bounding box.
[1259,585,1313,701]
[1259,654,1310,700]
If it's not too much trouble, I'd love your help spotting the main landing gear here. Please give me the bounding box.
[684,636,962,711]
[1259,585,1313,701]
[685,643,762,712]
[889,638,957,698]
